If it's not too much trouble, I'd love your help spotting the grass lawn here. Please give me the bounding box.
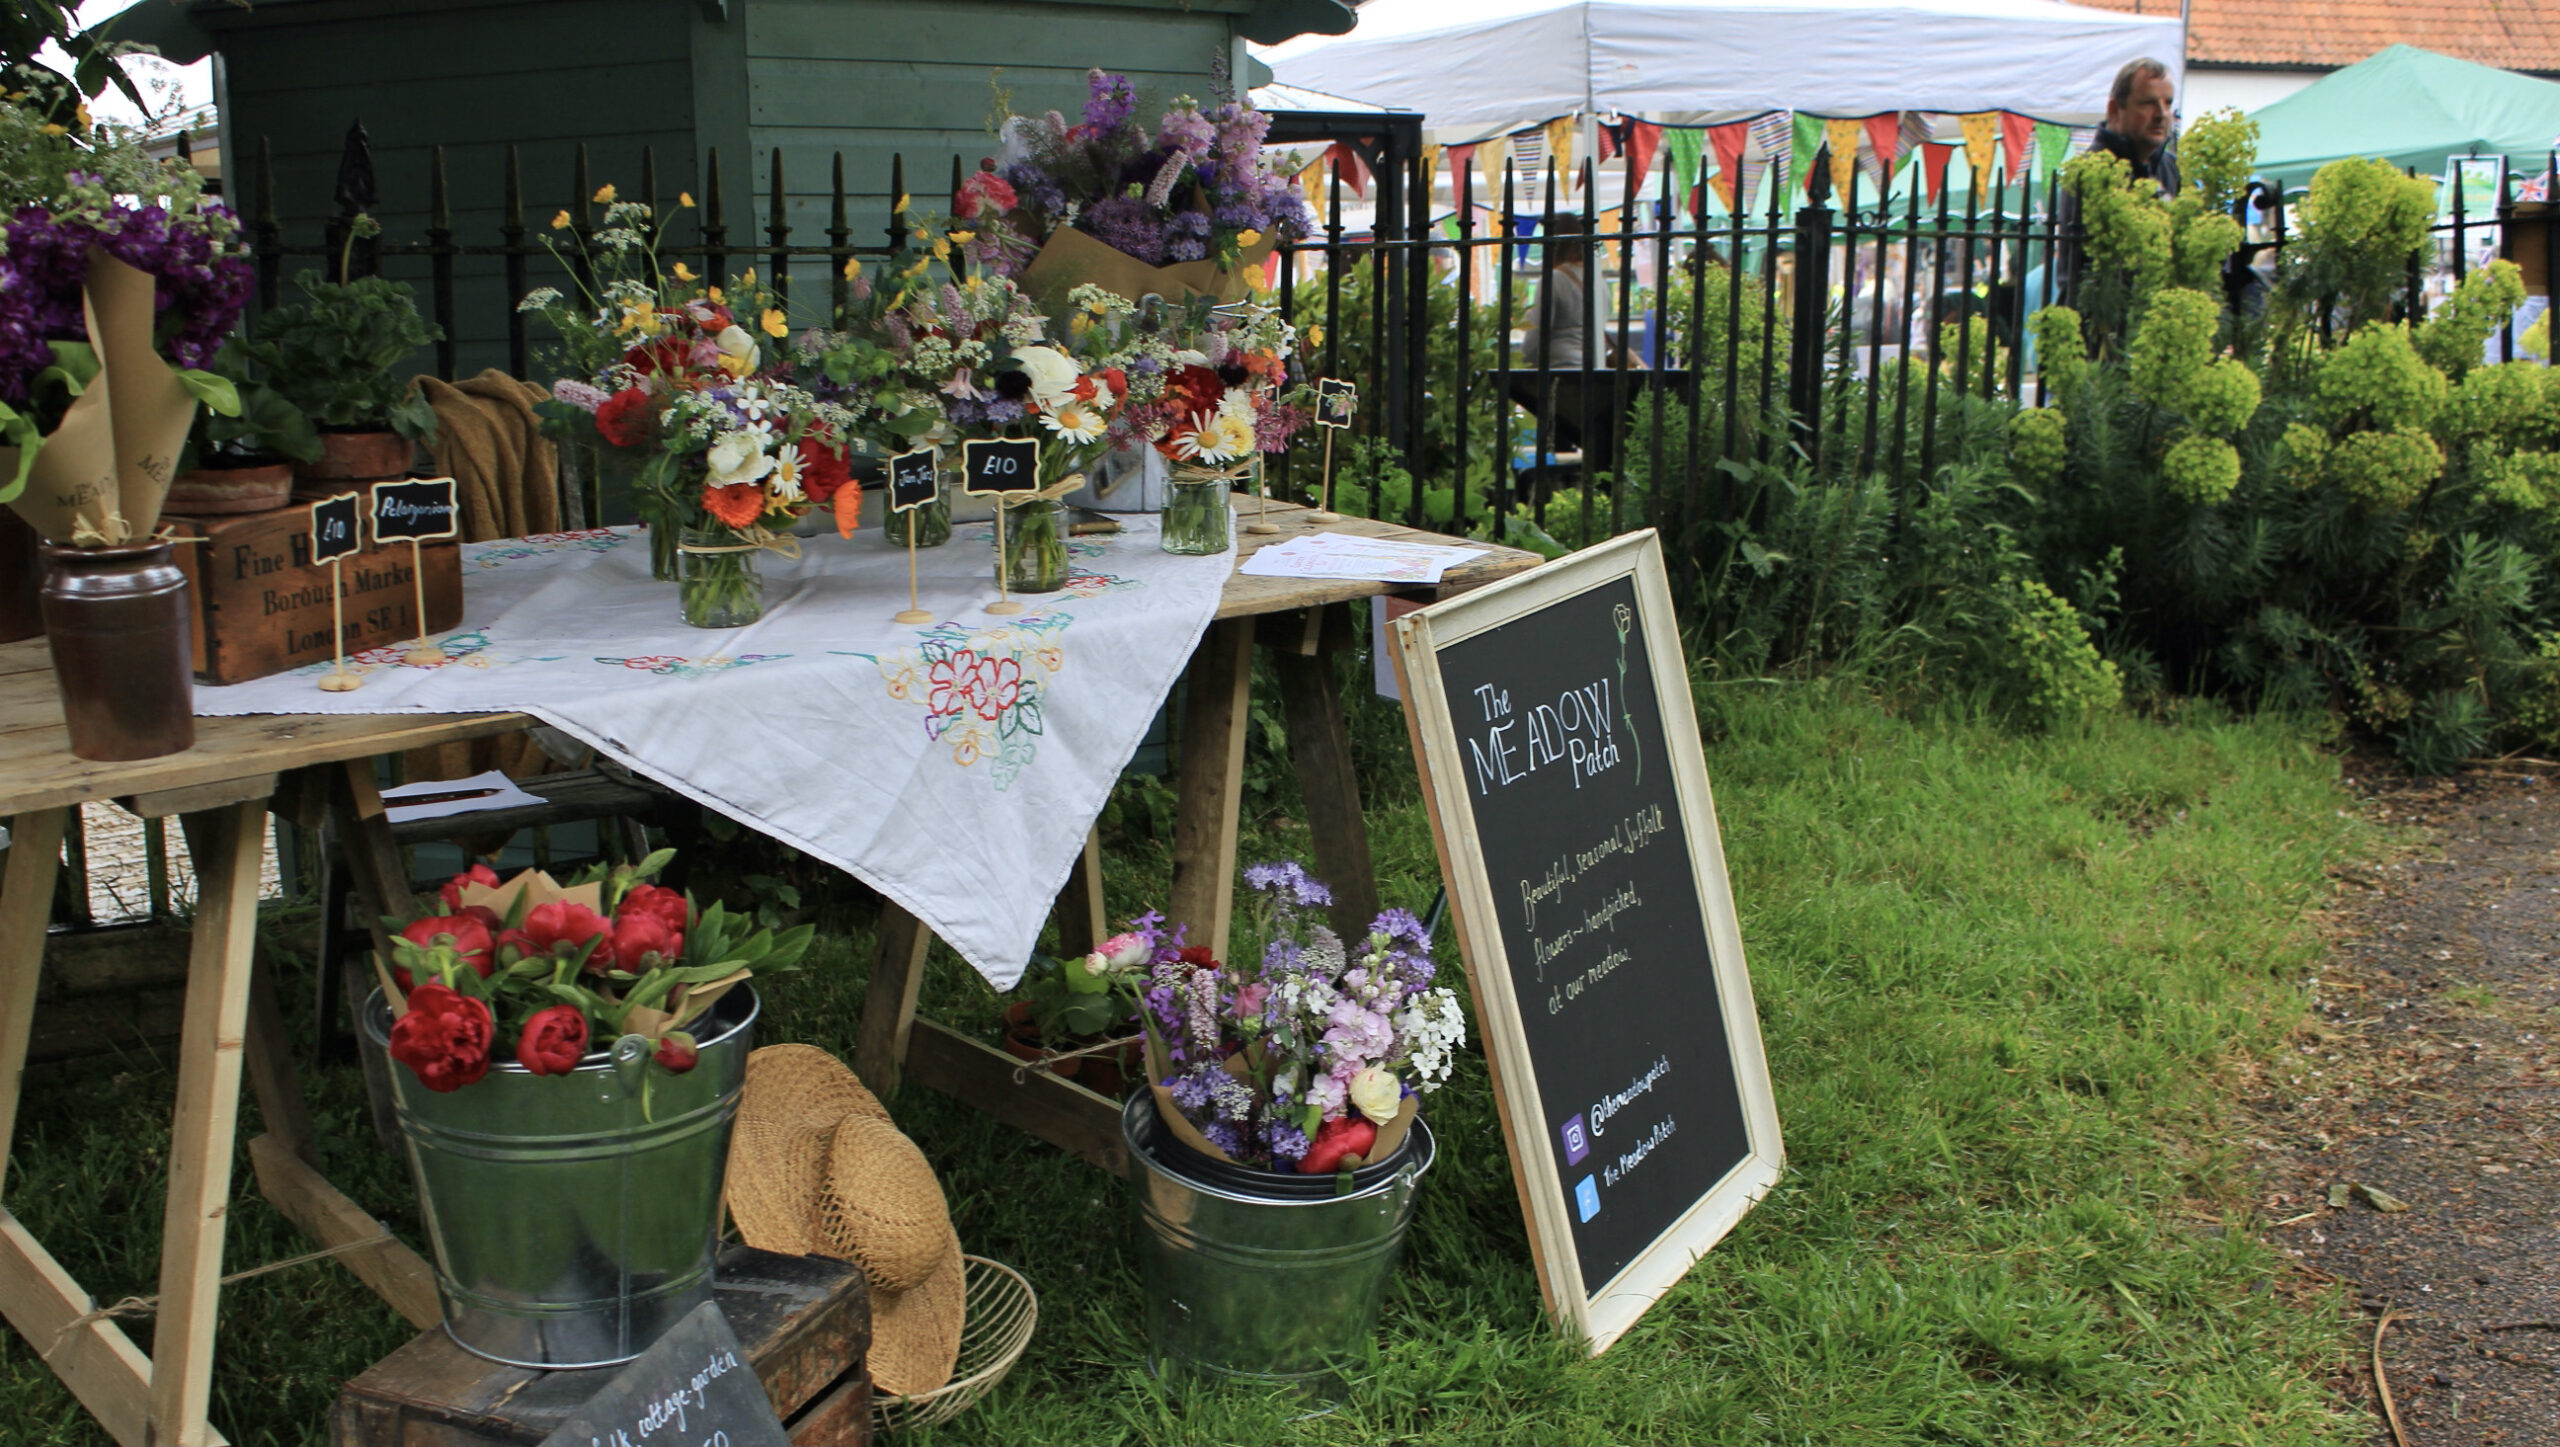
[0,679,2371,1444]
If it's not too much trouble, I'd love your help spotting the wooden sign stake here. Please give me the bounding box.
[1245,456,1280,535]
[318,557,361,692]
[885,444,940,624]
[985,500,1024,616]
[1310,377,1356,524]
[897,526,931,623]
[309,491,365,691]
[402,538,445,665]
[1310,426,1343,524]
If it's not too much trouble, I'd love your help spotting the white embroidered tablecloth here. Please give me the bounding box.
[195,518,1230,989]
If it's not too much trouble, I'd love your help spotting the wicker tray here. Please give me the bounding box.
[871,1256,1036,1433]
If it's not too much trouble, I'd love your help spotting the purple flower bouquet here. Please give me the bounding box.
[1111,862,1467,1175]
[0,109,252,544]
[973,69,1315,323]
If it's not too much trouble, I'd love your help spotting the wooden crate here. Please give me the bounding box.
[331,1246,872,1446]
[165,502,462,685]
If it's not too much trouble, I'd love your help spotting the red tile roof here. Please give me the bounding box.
[2066,0,2560,74]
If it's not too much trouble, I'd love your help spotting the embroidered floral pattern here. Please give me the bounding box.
[468,529,626,570]
[595,652,786,678]
[863,613,1073,789]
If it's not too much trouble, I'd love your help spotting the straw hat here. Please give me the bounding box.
[724,1046,965,1397]
[725,1045,890,1255]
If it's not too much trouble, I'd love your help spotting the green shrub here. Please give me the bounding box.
[2009,407,2067,484]
[2163,432,2241,505]
[1999,575,2123,729]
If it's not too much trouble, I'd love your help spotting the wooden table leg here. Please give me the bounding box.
[1168,618,1256,963]
[0,808,68,1202]
[148,799,266,1446]
[1273,644,1383,942]
[852,903,932,1091]
[1051,825,1107,959]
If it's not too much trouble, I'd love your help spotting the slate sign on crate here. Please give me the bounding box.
[1387,529,1784,1354]
[370,476,459,541]
[309,492,362,563]
[534,1301,789,1447]
[888,446,940,512]
[960,437,1039,495]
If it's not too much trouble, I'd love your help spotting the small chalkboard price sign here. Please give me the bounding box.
[308,492,365,692]
[1388,529,1783,1354]
[960,437,1039,495]
[370,477,458,665]
[888,445,941,512]
[534,1301,788,1447]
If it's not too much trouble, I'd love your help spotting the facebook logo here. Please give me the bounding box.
[1561,1114,1590,1165]
[1574,1175,1601,1222]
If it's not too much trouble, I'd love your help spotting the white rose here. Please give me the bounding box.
[713,324,760,375]
[705,432,773,487]
[1011,345,1080,407]
[1349,1066,1401,1123]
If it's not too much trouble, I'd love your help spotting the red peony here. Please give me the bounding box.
[438,863,500,912]
[395,914,496,990]
[521,900,612,969]
[619,883,691,936]
[387,984,495,1093]
[796,438,852,505]
[653,1030,700,1074]
[621,338,690,379]
[595,386,656,447]
[1297,1114,1379,1174]
[608,909,683,972]
[515,1004,590,1076]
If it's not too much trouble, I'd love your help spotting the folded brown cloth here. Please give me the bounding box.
[419,370,560,542]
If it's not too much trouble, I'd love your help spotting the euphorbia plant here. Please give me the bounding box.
[382,849,811,1092]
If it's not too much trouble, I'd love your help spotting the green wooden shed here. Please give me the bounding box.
[106,0,1354,373]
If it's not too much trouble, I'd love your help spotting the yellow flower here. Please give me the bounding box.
[1235,228,1263,247]
[843,256,862,280]
[592,183,616,204]
[1307,324,1326,349]
[73,102,90,131]
[550,210,571,230]
[614,299,658,336]
[760,308,788,339]
[677,191,696,209]
[949,229,975,244]
[741,268,756,286]
[894,193,911,215]
[39,123,64,136]
[930,237,951,262]
[672,262,697,282]
[708,285,725,303]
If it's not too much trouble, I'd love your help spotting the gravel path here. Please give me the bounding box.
[2254,768,2560,1447]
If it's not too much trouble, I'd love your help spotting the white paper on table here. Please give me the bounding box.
[1239,531,1489,584]
[382,769,549,825]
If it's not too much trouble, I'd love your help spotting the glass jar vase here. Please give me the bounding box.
[1161,471,1234,556]
[884,479,953,548]
[678,526,765,627]
[1000,497,1070,593]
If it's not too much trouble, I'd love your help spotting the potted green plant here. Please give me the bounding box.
[238,269,443,483]
[164,339,323,515]
[1003,933,1148,1093]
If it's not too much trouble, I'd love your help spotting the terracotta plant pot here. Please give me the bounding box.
[999,1002,1139,1095]
[296,428,413,484]
[1001,1001,1083,1081]
[39,541,194,760]
[165,457,296,516]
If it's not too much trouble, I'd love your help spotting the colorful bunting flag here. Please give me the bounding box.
[1298,157,1326,226]
[1667,126,1711,208]
[2034,121,2071,179]
[1511,124,1549,211]
[1824,117,1861,199]
[1920,142,1955,202]
[1325,141,1371,199]
[1478,133,1509,200]
[1624,119,1663,188]
[1790,112,1823,198]
[1999,111,2036,181]
[1546,115,1579,194]
[1446,143,1478,210]
[1960,112,1999,183]
[1862,112,1902,193]
[1701,121,1743,210]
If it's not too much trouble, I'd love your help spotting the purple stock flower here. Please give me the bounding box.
[1244,860,1333,912]
[1081,194,1165,265]
[1082,69,1138,136]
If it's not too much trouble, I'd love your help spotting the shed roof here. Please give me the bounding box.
[2067,0,2560,74]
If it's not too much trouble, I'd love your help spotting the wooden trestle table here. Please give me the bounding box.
[0,500,1534,1444]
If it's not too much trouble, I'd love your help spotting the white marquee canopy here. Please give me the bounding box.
[1261,0,2186,135]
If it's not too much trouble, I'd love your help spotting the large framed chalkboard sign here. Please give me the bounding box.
[1388,529,1783,1353]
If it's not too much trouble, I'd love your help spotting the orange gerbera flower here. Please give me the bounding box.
[701,482,766,529]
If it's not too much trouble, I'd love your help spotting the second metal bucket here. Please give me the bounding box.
[364,986,757,1369]
[1122,1093,1435,1394]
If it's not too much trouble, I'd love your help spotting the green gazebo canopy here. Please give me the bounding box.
[2250,44,2560,192]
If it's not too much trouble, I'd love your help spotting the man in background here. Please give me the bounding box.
[2053,58,2182,311]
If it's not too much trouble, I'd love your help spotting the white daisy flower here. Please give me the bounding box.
[1040,403,1106,444]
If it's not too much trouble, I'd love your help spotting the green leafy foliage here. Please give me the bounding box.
[2178,109,2262,214]
[239,271,445,442]
[2009,406,2067,484]
[2281,157,2438,333]
[2418,263,2530,379]
[1998,575,2124,727]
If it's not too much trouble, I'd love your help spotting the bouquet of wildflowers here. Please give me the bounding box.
[523,191,867,555]
[0,103,250,541]
[1107,863,1467,1173]
[986,67,1312,274]
[382,850,811,1094]
[1133,300,1310,469]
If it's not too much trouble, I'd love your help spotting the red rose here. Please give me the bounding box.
[1170,364,1225,417]
[595,386,655,447]
[796,438,852,504]
[1178,945,1218,967]
[387,984,494,1093]
[438,863,500,912]
[653,1030,700,1074]
[394,913,495,990]
[522,900,612,969]
[515,1004,590,1076]
[1297,1114,1379,1174]
[608,910,684,972]
[619,883,691,936]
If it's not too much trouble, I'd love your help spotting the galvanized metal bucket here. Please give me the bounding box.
[364,986,757,1369]
[1122,1093,1435,1394]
